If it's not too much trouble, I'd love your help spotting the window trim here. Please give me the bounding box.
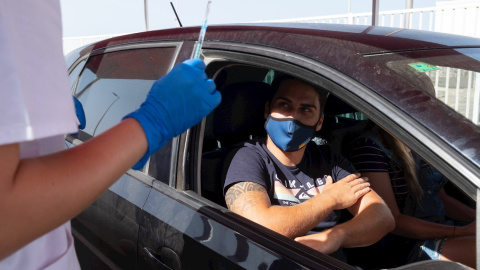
[68,41,185,186]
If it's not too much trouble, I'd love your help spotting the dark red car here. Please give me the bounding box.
[65,23,480,269]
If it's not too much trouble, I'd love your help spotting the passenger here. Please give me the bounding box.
[223,75,394,262]
[348,124,476,268]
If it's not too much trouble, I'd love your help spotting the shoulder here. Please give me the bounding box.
[351,136,388,157]
[224,139,272,194]
[352,136,380,147]
[226,138,273,176]
[231,139,269,161]
[300,142,356,182]
[349,136,391,172]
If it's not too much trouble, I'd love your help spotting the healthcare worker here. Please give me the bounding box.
[0,0,221,269]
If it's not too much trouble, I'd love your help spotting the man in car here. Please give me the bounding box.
[0,1,221,268]
[223,75,394,261]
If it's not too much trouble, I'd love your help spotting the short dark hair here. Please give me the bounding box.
[270,74,328,115]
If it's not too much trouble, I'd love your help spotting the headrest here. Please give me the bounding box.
[213,82,274,147]
[324,94,357,115]
[317,94,360,139]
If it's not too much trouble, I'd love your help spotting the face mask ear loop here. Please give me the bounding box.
[315,112,323,126]
[312,113,323,137]
[264,113,271,130]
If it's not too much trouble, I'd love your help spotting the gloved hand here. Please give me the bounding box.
[124,58,221,169]
[72,96,86,136]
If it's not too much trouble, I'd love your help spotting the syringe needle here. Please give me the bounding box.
[193,1,211,59]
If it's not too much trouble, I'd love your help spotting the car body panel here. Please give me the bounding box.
[65,140,153,269]
[138,183,348,269]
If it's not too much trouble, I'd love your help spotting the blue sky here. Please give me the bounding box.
[60,0,438,37]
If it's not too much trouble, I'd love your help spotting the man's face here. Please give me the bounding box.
[265,79,324,131]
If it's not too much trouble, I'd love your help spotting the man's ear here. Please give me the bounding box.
[264,101,270,119]
[316,113,324,131]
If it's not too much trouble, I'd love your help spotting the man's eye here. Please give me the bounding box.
[302,107,312,112]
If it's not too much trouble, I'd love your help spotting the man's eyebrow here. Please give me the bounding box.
[274,97,317,110]
[301,103,317,110]
[274,96,291,103]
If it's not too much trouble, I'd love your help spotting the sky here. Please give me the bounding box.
[60,0,438,38]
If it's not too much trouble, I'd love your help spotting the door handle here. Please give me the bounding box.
[143,247,181,270]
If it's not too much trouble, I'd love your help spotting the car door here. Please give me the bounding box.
[66,42,183,269]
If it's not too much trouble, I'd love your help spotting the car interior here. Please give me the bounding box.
[201,62,372,206]
[199,61,476,269]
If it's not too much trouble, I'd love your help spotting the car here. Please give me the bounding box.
[65,23,480,269]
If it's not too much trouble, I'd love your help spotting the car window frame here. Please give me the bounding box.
[66,41,185,188]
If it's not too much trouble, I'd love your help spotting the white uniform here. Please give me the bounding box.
[0,0,80,269]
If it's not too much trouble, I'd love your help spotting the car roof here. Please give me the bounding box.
[82,23,480,56]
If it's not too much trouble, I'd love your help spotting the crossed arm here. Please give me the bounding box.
[225,174,394,254]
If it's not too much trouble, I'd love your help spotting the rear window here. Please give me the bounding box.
[73,46,177,181]
[75,47,177,136]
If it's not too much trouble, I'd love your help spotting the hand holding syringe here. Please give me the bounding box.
[192,1,211,59]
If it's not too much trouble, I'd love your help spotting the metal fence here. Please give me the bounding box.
[262,1,480,37]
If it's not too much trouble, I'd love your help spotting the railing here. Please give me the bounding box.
[261,2,480,37]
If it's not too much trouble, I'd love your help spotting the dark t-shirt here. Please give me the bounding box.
[223,138,356,231]
[349,137,409,213]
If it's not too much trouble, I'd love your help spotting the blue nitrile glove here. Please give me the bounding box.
[72,96,86,136]
[124,58,221,169]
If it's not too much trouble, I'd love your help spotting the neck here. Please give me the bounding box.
[265,136,305,166]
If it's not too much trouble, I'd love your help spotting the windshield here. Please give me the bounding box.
[372,48,480,126]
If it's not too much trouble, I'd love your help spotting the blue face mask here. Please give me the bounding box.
[265,115,317,152]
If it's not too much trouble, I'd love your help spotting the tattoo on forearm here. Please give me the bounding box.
[225,182,265,210]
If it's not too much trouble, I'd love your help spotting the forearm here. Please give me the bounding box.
[393,213,459,239]
[0,118,147,259]
[336,199,394,247]
[227,185,337,239]
[294,192,394,253]
[393,191,475,238]
[259,196,338,238]
[445,203,475,223]
[441,192,476,223]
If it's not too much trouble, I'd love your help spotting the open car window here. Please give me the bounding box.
[199,60,476,268]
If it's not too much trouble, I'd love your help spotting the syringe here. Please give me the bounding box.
[192,1,212,59]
